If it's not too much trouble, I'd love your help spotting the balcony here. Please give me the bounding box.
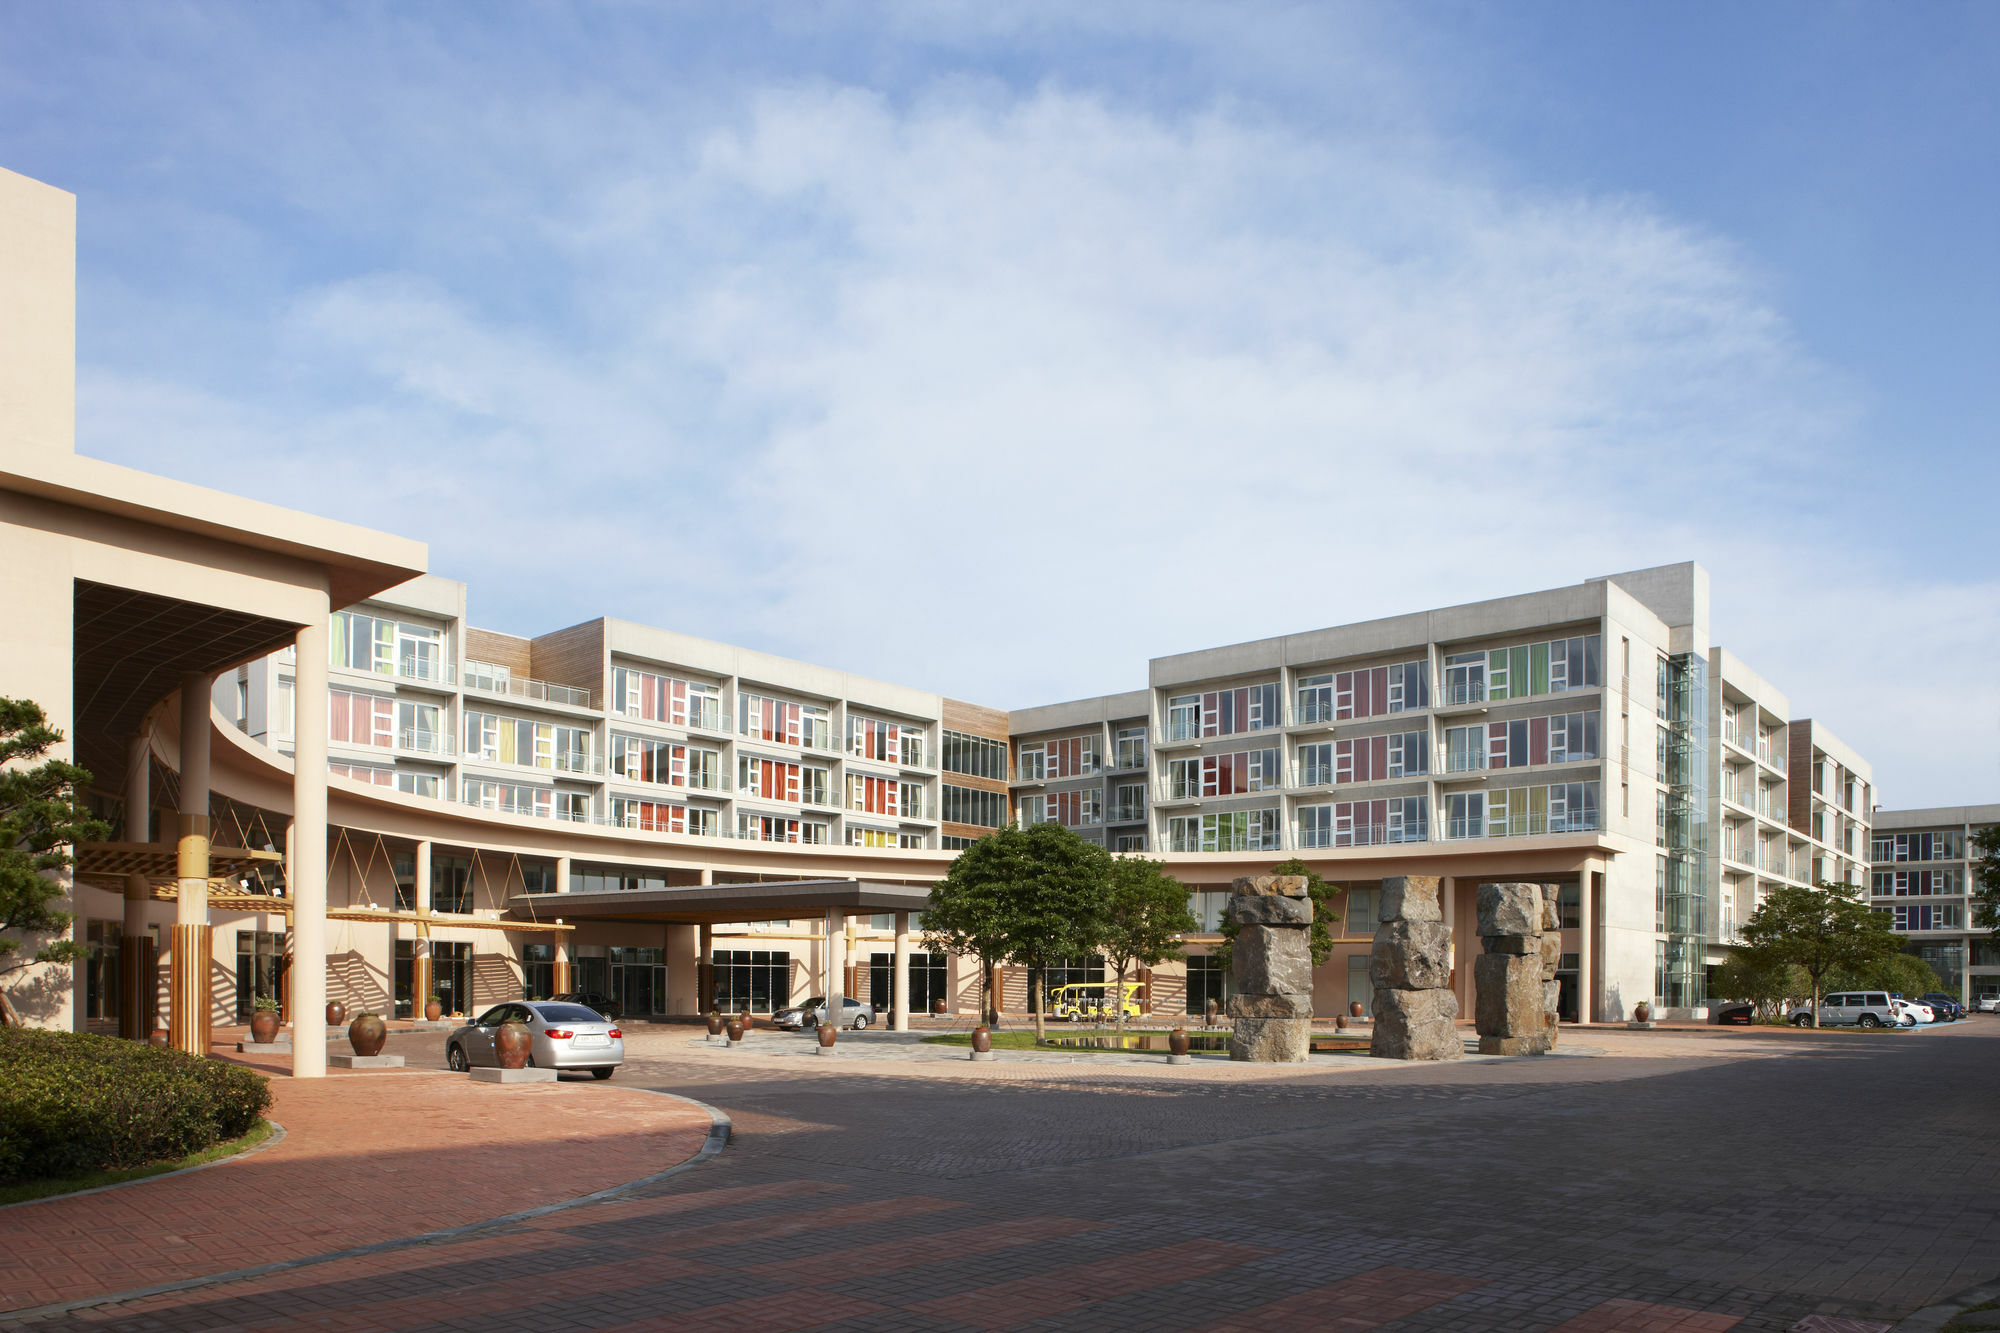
[552,749,604,777]
[1294,699,1337,726]
[397,655,456,686]
[1110,804,1147,824]
[1756,741,1787,773]
[464,661,593,709]
[1292,764,1336,788]
[1296,823,1429,850]
[1437,681,1488,709]
[396,728,457,758]
[1444,811,1603,841]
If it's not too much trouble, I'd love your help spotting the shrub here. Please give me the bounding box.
[0,1028,272,1183]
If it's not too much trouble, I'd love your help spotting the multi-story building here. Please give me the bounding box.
[1869,805,1999,1007]
[0,163,1890,1046]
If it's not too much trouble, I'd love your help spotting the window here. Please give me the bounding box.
[1892,903,1960,931]
[329,689,394,748]
[328,761,394,787]
[1484,712,1600,769]
[553,791,590,823]
[899,781,925,819]
[1168,809,1282,852]
[523,943,555,1000]
[234,929,285,1020]
[1556,882,1581,929]
[847,773,900,817]
[1115,728,1147,770]
[1298,797,1428,847]
[464,713,585,771]
[1333,732,1428,783]
[1202,749,1282,795]
[1049,788,1102,826]
[1296,673,1334,724]
[712,949,791,1013]
[1020,794,1047,825]
[1186,956,1227,1014]
[571,866,675,893]
[943,836,978,850]
[1167,757,1201,800]
[1186,890,1228,931]
[737,814,827,844]
[329,610,398,675]
[611,796,688,833]
[942,785,1006,828]
[1325,661,1430,720]
[1443,652,1486,706]
[1167,695,1201,741]
[848,714,906,763]
[1874,832,1962,862]
[274,676,295,743]
[1444,725,1485,772]
[1017,745,1046,782]
[741,756,805,802]
[1027,736,1097,778]
[1112,782,1145,822]
[432,854,474,914]
[1486,782,1600,837]
[742,693,804,746]
[521,862,557,894]
[462,779,553,820]
[396,771,440,799]
[869,949,949,1013]
[1445,791,1485,839]
[942,730,1008,779]
[614,735,687,786]
[613,666,722,728]
[1874,869,1957,897]
[1482,634,1602,702]
[899,729,926,768]
[1113,834,1146,852]
[1200,683,1280,737]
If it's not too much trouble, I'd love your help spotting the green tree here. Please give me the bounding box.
[1971,824,2000,939]
[923,822,1113,1037]
[1096,857,1197,1043]
[1709,943,1805,1021]
[1826,950,1945,1001]
[1211,858,1341,977]
[1,699,112,1026]
[1738,881,1907,1027]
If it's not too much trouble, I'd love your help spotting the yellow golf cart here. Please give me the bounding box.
[1048,982,1142,1022]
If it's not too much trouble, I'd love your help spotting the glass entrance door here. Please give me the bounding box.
[433,942,471,1018]
[610,946,665,1015]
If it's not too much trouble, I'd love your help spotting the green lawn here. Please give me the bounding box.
[0,1117,275,1208]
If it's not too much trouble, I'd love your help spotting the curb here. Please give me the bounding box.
[0,1119,287,1217]
[1891,1279,2000,1332]
[0,1090,729,1325]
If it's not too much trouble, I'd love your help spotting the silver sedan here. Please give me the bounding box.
[445,1001,624,1078]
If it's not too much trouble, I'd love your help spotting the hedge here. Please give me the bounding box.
[0,1028,272,1183]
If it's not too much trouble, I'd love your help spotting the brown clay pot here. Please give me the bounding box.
[1349,1000,1365,1018]
[739,1012,753,1033]
[495,1020,533,1070]
[1335,1013,1350,1030]
[149,1028,169,1047]
[816,1022,837,1049]
[932,998,947,1016]
[1168,1027,1190,1057]
[348,1013,387,1056]
[726,1019,743,1043]
[705,1012,723,1036]
[1634,1002,1653,1023]
[249,1009,281,1044]
[424,999,443,1022]
[971,1025,992,1053]
[325,1000,346,1027]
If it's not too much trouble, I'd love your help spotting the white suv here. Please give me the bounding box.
[1789,991,1900,1028]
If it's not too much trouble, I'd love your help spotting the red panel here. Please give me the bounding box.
[1530,717,1548,766]
[1370,667,1390,718]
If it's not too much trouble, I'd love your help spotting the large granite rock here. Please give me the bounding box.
[1227,991,1314,1018]
[1478,1034,1549,1056]
[1233,926,1314,996]
[1476,882,1543,938]
[1538,932,1563,979]
[1368,920,1453,991]
[1228,894,1314,927]
[1378,875,1442,923]
[1233,873,1309,898]
[1369,987,1463,1061]
[1230,1015,1311,1062]
[1542,980,1562,1048]
[1474,952,1545,1038]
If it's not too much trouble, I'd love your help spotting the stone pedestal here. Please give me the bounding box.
[236,1041,293,1054]
[1369,876,1463,1061]
[329,1053,406,1068]
[1226,874,1314,1063]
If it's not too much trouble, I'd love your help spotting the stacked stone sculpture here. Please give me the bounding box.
[1474,882,1561,1055]
[1367,876,1463,1061]
[1226,873,1313,1062]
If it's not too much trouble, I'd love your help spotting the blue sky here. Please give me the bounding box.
[2,3,1993,806]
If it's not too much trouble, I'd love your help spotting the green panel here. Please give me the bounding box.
[1530,642,1550,696]
[1510,646,1530,699]
[1489,649,1508,699]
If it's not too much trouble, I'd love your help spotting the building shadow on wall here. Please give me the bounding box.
[329,950,388,1016]
[472,952,519,1010]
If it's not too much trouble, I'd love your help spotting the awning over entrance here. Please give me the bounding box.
[504,878,932,927]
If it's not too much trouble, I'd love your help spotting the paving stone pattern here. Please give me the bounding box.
[13,1021,2000,1331]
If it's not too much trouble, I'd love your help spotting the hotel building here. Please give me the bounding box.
[0,163,1890,1060]
[1868,805,2000,1007]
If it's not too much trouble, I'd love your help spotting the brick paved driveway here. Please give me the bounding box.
[13,1020,1998,1331]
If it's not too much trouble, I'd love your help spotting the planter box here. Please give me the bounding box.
[329,1054,406,1068]
[469,1066,557,1083]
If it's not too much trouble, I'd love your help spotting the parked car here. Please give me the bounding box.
[1049,982,1142,1023]
[1889,998,1935,1027]
[771,997,875,1031]
[1977,994,2000,1014]
[1711,1001,1755,1026]
[548,991,622,1020]
[1918,992,1965,1021]
[1788,991,1903,1028]
[445,1001,624,1078]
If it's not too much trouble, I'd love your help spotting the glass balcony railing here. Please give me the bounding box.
[1295,698,1336,725]
[396,728,456,757]
[463,661,593,709]
[397,655,455,685]
[1440,681,1488,707]
[1444,811,1603,840]
[552,750,603,777]
[1110,805,1147,824]
[1295,823,1429,849]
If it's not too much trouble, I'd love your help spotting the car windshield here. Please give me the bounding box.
[798,998,824,1009]
[534,1004,607,1023]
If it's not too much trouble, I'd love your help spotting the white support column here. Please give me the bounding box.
[555,856,571,895]
[825,907,845,1027]
[291,612,330,1077]
[169,674,213,1056]
[892,911,911,1031]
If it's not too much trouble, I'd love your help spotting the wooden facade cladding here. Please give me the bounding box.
[1787,721,1813,836]
[530,619,606,699]
[941,697,1012,837]
[466,627,532,677]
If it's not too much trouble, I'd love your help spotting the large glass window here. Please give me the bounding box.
[433,941,472,1017]
[234,929,285,1021]
[1186,956,1227,1014]
[523,943,555,999]
[1334,732,1428,783]
[942,784,1006,828]
[432,854,474,913]
[1327,661,1430,720]
[1169,809,1283,852]
[713,949,791,1013]
[1114,728,1147,770]
[869,950,950,1014]
[941,731,1008,780]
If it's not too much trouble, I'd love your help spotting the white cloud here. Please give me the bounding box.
[67,53,1995,806]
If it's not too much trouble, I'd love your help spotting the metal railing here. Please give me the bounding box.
[1295,698,1336,725]
[1292,764,1336,788]
[1758,742,1787,773]
[397,656,455,685]
[1444,811,1603,840]
[463,661,593,709]
[553,750,603,777]
[1295,823,1429,849]
[1440,681,1488,707]
[1110,805,1147,824]
[396,728,457,757]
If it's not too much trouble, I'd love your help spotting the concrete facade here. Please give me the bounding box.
[1869,803,1999,1006]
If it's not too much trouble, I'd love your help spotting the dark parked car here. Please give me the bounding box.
[1711,1002,1755,1026]
[548,991,622,1020]
[1918,992,1964,1021]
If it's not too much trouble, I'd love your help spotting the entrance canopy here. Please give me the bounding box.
[505,878,932,927]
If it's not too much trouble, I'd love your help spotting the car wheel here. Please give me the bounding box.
[1901,1016,1916,1028]
[1791,1014,1810,1027]
[1858,1014,1880,1028]
[591,1067,614,1080]
[853,1013,871,1030]
[447,1044,469,1071]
